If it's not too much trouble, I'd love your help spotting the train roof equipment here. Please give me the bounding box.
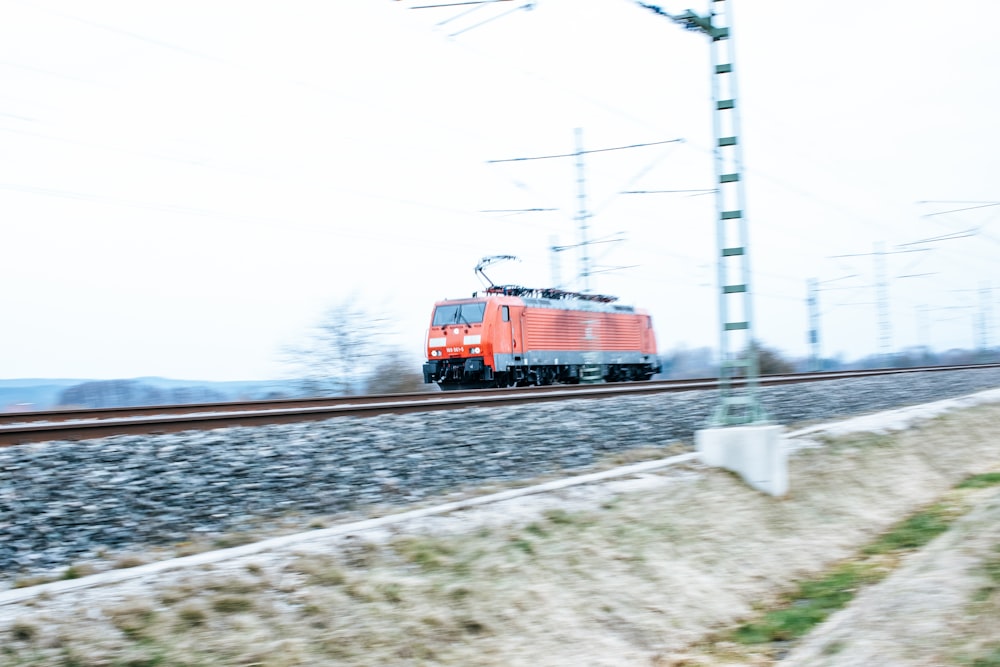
[472,255,619,303]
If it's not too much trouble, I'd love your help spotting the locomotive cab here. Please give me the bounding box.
[423,298,502,390]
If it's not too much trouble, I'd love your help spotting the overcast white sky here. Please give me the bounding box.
[2,0,999,381]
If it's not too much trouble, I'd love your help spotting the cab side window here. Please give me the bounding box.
[502,306,510,322]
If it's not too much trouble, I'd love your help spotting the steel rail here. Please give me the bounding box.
[2,363,998,446]
[2,376,755,424]
[4,363,996,425]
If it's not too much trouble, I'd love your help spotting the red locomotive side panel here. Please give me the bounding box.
[521,308,646,352]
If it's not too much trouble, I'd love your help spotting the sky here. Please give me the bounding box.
[2,0,999,382]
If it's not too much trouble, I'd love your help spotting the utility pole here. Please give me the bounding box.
[917,304,930,352]
[874,242,891,367]
[635,0,763,425]
[952,282,995,357]
[831,245,931,367]
[979,281,993,353]
[549,235,562,288]
[575,128,592,292]
[489,135,681,293]
[807,278,820,371]
[805,274,858,371]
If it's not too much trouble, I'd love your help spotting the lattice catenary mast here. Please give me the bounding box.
[635,0,765,425]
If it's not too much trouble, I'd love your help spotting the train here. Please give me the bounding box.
[422,284,661,390]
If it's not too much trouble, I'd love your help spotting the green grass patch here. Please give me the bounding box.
[525,522,548,537]
[863,503,953,555]
[985,547,1000,584]
[734,562,881,643]
[957,472,1000,489]
[971,646,1000,667]
[508,535,535,555]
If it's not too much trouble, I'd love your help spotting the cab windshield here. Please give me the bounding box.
[432,302,486,326]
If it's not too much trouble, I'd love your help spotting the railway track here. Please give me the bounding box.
[2,363,998,446]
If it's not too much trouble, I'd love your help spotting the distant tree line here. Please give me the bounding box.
[57,380,228,409]
[658,343,1000,379]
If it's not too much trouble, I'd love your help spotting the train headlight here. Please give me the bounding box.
[431,350,442,357]
[470,347,481,354]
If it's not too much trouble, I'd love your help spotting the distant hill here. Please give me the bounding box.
[0,379,86,412]
[0,377,302,412]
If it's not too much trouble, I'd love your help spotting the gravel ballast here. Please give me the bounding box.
[3,368,1000,584]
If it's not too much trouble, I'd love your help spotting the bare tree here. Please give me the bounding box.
[755,344,796,376]
[364,349,428,395]
[284,297,391,396]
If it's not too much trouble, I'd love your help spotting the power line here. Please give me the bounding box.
[487,138,683,163]
[0,180,538,246]
[487,135,682,291]
[480,207,558,213]
[410,0,514,8]
[897,229,979,246]
[16,2,231,67]
[622,188,715,195]
[449,2,534,36]
[918,201,1000,217]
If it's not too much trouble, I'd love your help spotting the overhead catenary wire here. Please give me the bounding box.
[410,0,514,8]
[449,2,534,36]
[919,201,1000,217]
[486,135,686,291]
[487,138,683,163]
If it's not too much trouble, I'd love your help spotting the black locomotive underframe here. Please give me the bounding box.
[423,357,658,390]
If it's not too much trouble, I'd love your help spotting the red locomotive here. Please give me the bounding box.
[423,284,661,390]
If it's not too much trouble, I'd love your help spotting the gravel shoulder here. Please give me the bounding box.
[2,389,1000,665]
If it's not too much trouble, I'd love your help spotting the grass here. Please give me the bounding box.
[958,472,1000,489]
[972,647,1000,667]
[733,561,881,643]
[210,595,254,614]
[391,535,457,571]
[9,620,38,642]
[862,503,954,554]
[176,603,208,628]
[108,602,157,640]
[970,545,1000,603]
[288,558,346,587]
[732,470,1000,647]
[983,546,1000,585]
